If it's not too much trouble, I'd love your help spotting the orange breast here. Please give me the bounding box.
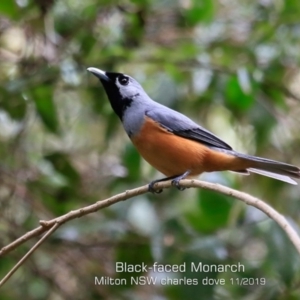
[131,116,250,177]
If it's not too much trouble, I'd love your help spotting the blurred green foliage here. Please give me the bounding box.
[0,0,300,299]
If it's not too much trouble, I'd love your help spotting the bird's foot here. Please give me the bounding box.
[148,180,163,194]
[148,171,191,193]
[171,178,186,191]
[171,170,191,191]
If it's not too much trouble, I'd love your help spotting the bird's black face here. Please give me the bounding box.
[87,68,140,120]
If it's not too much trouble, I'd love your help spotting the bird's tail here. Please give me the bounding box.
[233,152,300,185]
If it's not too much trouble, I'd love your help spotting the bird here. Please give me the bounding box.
[87,67,300,192]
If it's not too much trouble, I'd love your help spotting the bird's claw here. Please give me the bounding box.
[148,181,163,194]
[171,179,186,191]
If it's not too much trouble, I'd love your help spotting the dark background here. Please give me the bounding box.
[0,0,300,299]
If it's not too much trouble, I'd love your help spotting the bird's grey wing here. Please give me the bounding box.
[146,107,232,150]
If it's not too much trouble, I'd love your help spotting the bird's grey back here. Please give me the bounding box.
[122,92,200,138]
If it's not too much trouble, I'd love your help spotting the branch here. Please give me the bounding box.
[1,179,300,287]
[0,223,59,287]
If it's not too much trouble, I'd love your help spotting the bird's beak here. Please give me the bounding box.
[87,67,110,82]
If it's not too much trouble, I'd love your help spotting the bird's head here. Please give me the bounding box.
[87,67,145,119]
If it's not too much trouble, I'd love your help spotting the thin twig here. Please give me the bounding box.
[0,179,300,287]
[1,180,300,256]
[0,184,150,257]
[0,222,60,287]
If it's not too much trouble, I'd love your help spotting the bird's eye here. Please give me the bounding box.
[118,75,129,86]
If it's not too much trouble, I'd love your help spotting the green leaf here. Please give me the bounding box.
[31,85,59,133]
[77,32,97,55]
[0,87,26,120]
[54,14,79,37]
[261,82,287,109]
[105,112,120,140]
[0,2,19,19]
[44,152,80,185]
[184,0,215,26]
[225,75,254,111]
[185,190,233,233]
[283,0,300,22]
[165,63,185,82]
[249,103,276,149]
[122,144,140,182]
[0,255,15,277]
[28,180,75,215]
[44,190,72,215]
[88,86,108,115]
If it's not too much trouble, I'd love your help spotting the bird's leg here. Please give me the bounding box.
[148,170,191,193]
[148,174,182,193]
[171,170,191,191]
